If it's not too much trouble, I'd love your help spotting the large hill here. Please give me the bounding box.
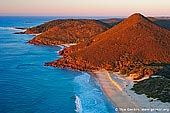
[28,19,109,45]
[46,13,170,79]
[99,16,170,30]
[23,16,170,46]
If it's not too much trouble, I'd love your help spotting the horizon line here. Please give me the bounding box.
[0,15,170,18]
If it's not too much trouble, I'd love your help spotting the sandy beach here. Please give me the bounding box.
[93,70,170,113]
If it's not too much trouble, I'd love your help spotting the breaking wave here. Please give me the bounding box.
[75,95,82,113]
[73,72,115,113]
[0,27,24,30]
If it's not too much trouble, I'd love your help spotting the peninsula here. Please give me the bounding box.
[25,13,170,112]
[28,19,110,45]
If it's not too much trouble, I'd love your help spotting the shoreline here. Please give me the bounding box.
[92,70,170,113]
[45,44,169,113]
[92,70,142,113]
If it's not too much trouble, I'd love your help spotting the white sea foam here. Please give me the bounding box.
[56,45,65,56]
[73,72,114,113]
[75,95,82,113]
[0,27,23,30]
[57,43,76,51]
[57,45,65,51]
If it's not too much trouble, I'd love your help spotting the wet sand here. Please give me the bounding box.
[93,70,170,113]
[93,70,142,113]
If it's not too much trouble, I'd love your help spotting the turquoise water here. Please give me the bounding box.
[0,17,116,113]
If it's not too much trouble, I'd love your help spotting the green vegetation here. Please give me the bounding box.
[132,77,170,102]
[154,20,170,29]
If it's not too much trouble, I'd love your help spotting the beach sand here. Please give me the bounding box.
[93,70,170,113]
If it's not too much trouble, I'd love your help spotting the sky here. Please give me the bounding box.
[0,0,170,16]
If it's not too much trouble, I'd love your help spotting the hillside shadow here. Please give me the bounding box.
[146,63,170,79]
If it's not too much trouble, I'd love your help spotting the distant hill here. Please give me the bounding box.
[28,19,109,45]
[46,13,170,79]
[100,16,170,29]
[99,18,124,27]
[22,16,170,46]
[153,19,170,30]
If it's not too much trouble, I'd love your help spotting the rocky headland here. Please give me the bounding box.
[27,19,110,45]
[46,13,170,78]
[44,13,170,102]
[26,13,170,103]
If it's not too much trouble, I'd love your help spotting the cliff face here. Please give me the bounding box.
[46,13,170,79]
[28,19,109,45]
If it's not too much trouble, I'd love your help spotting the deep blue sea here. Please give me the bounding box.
[0,16,116,113]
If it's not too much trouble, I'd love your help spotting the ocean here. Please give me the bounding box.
[0,16,116,113]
